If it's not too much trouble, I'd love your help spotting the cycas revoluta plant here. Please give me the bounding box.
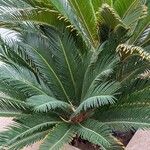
[0,0,149,150]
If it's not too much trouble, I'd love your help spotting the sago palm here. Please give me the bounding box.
[0,0,149,150]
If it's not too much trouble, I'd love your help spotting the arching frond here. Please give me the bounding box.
[72,81,120,116]
[129,1,150,45]
[0,5,61,28]
[116,44,150,61]
[40,27,85,101]
[74,119,123,150]
[40,123,75,150]
[95,87,150,131]
[0,95,28,112]
[0,64,50,99]
[0,28,21,46]
[81,49,118,99]
[67,0,99,47]
[0,114,61,149]
[98,4,125,30]
[114,0,147,34]
[26,95,73,113]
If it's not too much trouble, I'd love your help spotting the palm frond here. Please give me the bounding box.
[0,28,21,46]
[0,5,61,27]
[114,0,147,35]
[95,87,150,131]
[26,95,73,113]
[18,38,70,102]
[81,49,118,99]
[128,1,150,44]
[0,64,51,100]
[40,27,85,101]
[0,114,61,149]
[116,44,150,61]
[74,119,123,150]
[0,43,40,81]
[98,4,125,30]
[0,94,28,112]
[40,123,75,150]
[73,81,120,116]
[68,0,99,47]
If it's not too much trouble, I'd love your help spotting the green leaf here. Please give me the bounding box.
[0,110,21,117]
[114,0,147,33]
[75,119,122,150]
[129,10,150,45]
[68,0,99,47]
[0,95,28,111]
[114,0,145,18]
[95,87,150,131]
[81,51,118,99]
[41,27,84,101]
[73,82,120,116]
[0,114,61,149]
[27,95,72,113]
[0,6,61,27]
[19,38,70,102]
[40,123,75,150]
[98,4,125,30]
[0,64,48,99]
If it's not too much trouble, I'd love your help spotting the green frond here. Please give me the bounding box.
[114,0,145,17]
[0,124,48,150]
[129,2,150,45]
[81,48,119,99]
[40,123,75,150]
[15,113,61,127]
[68,0,99,47]
[0,114,61,149]
[47,0,91,47]
[120,77,150,100]
[0,64,50,99]
[72,81,120,116]
[95,87,150,131]
[116,44,150,61]
[0,28,21,46]
[18,40,70,102]
[0,6,61,27]
[0,95,28,111]
[98,4,125,30]
[40,27,85,101]
[114,0,147,33]
[74,119,123,150]
[0,44,40,80]
[26,95,73,113]
[0,110,21,117]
